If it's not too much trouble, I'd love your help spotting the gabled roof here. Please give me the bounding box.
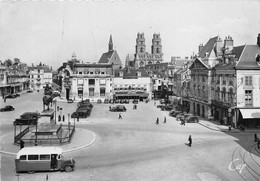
[98,51,114,64]
[114,68,150,78]
[198,36,219,59]
[236,45,260,70]
[189,58,209,70]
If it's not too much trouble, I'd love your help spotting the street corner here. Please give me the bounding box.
[0,132,20,156]
[62,128,96,154]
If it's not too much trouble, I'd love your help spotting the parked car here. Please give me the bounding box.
[114,99,119,103]
[181,114,193,121]
[119,99,125,104]
[67,99,74,103]
[169,110,182,117]
[77,101,93,108]
[133,99,138,104]
[124,99,129,104]
[0,105,15,112]
[156,104,164,109]
[5,94,17,99]
[27,89,33,93]
[104,99,109,104]
[97,99,102,104]
[160,104,173,111]
[176,113,185,121]
[110,105,127,112]
[20,112,40,120]
[13,93,20,97]
[109,99,114,104]
[184,115,199,123]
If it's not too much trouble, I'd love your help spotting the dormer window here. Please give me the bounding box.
[256,54,260,65]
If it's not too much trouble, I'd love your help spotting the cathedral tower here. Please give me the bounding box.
[135,33,146,54]
[151,33,162,55]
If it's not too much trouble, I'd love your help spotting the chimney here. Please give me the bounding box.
[198,44,204,53]
[224,35,233,52]
[257,33,260,47]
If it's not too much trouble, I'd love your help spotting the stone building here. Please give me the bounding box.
[61,63,113,101]
[129,33,163,68]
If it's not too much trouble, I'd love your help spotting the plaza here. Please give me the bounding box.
[0,90,259,181]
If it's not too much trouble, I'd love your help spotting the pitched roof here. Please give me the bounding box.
[98,51,114,63]
[114,68,150,78]
[236,45,260,69]
[198,36,219,59]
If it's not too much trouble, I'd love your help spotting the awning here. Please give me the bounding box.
[239,109,260,119]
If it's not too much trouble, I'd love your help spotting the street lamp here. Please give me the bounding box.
[53,99,57,124]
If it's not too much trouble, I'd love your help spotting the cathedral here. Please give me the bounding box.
[126,33,163,68]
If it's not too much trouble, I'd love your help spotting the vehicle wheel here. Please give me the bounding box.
[65,165,73,172]
[27,170,35,174]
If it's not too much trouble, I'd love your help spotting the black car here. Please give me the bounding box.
[67,99,74,103]
[0,105,15,112]
[169,110,182,117]
[119,99,124,104]
[27,89,33,93]
[110,105,127,112]
[97,99,102,104]
[133,99,138,104]
[124,99,129,104]
[5,94,17,99]
[104,99,109,104]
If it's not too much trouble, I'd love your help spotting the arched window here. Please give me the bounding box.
[229,88,234,104]
[222,87,226,102]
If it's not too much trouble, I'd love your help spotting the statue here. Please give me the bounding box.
[43,84,54,111]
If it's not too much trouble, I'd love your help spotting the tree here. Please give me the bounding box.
[13,58,20,65]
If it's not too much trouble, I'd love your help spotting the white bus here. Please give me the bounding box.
[15,146,75,173]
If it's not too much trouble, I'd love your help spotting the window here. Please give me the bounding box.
[28,155,39,160]
[40,155,50,160]
[100,88,105,97]
[89,79,95,85]
[245,90,253,106]
[20,155,26,160]
[78,89,83,97]
[245,76,252,86]
[79,72,82,74]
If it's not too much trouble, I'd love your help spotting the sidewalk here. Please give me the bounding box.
[0,128,96,156]
[198,119,260,133]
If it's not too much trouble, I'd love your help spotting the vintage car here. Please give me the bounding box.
[184,115,199,123]
[104,99,109,104]
[0,105,15,112]
[5,94,18,99]
[169,110,182,117]
[97,99,102,104]
[110,105,127,112]
[124,99,129,104]
[67,99,74,103]
[132,99,139,104]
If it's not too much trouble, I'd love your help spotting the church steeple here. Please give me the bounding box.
[108,34,113,52]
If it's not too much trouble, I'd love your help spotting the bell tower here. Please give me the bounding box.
[151,33,162,55]
[135,33,146,54]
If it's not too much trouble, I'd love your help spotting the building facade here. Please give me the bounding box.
[113,68,152,100]
[61,63,113,101]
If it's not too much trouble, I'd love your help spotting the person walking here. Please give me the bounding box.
[188,135,192,147]
[163,116,166,123]
[4,97,6,103]
[156,117,159,124]
[255,133,258,142]
[20,139,24,150]
[258,138,260,149]
[118,113,122,119]
[58,115,61,122]
[62,115,65,122]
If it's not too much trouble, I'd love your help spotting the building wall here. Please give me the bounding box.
[236,70,260,108]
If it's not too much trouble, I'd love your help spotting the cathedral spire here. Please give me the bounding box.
[109,34,113,52]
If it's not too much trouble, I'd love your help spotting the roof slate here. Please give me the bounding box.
[236,45,260,69]
[98,51,114,64]
[199,36,218,59]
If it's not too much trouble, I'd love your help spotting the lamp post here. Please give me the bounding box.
[53,99,57,124]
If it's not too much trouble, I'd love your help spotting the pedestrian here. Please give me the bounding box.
[109,106,111,111]
[4,97,6,103]
[62,115,65,122]
[188,135,192,147]
[258,138,260,149]
[118,113,122,119]
[58,115,61,122]
[156,117,159,124]
[163,116,166,123]
[2,92,4,99]
[20,139,24,150]
[154,101,156,106]
[255,133,258,142]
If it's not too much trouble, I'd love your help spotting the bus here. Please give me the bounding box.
[15,146,75,173]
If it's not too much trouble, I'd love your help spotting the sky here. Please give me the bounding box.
[0,0,260,69]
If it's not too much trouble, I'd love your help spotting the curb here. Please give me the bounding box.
[0,129,96,156]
